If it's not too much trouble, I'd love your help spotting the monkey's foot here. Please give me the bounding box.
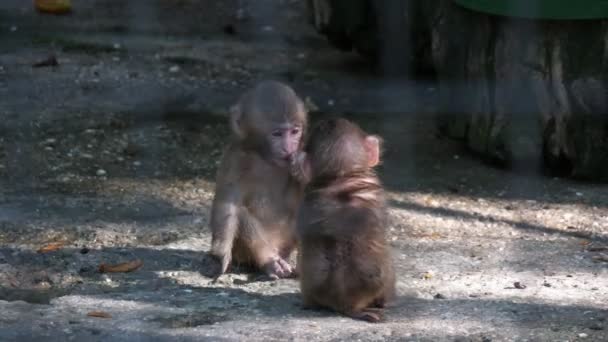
[263,256,293,279]
[347,308,384,323]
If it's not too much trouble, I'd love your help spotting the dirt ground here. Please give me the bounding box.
[0,1,607,341]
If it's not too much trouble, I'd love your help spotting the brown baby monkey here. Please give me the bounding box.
[293,118,396,323]
[209,80,307,279]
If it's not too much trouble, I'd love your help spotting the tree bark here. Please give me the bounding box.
[307,0,608,181]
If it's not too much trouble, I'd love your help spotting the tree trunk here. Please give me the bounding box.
[307,0,608,181]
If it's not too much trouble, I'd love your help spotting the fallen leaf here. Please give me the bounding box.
[35,0,72,14]
[429,232,442,240]
[99,259,143,273]
[87,311,112,318]
[37,242,64,253]
[422,272,433,280]
[579,240,591,246]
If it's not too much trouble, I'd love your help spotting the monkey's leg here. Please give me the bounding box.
[239,215,293,279]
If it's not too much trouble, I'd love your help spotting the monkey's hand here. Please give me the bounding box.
[288,151,311,185]
[210,249,232,281]
[263,256,294,279]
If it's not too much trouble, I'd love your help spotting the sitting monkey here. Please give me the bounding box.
[209,81,308,279]
[293,118,396,322]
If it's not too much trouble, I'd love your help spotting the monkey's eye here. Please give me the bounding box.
[290,128,300,135]
[272,130,283,137]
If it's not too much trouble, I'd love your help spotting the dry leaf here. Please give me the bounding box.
[429,232,442,240]
[579,240,591,246]
[422,272,433,280]
[87,311,112,318]
[99,259,143,273]
[37,242,64,253]
[35,0,72,14]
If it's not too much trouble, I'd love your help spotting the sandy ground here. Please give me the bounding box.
[0,1,607,341]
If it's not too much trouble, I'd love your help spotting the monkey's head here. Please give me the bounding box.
[299,118,381,182]
[230,80,308,167]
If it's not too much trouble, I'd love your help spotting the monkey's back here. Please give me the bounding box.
[297,187,395,312]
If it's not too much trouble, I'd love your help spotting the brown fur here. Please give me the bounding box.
[295,118,396,322]
[209,80,307,279]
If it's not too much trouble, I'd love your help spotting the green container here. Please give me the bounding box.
[453,0,608,19]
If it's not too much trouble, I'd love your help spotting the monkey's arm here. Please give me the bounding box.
[209,178,241,276]
[210,150,241,276]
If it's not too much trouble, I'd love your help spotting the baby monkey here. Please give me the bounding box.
[292,118,396,323]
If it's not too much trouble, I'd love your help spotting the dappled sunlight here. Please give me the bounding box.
[397,270,608,309]
[155,270,213,288]
[53,295,169,314]
[386,191,608,241]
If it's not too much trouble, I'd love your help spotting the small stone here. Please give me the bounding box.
[327,99,335,106]
[589,324,604,331]
[96,169,107,177]
[433,293,446,299]
[133,161,141,167]
[112,57,120,62]
[80,247,89,254]
[223,24,236,35]
[579,333,588,338]
[78,266,92,274]
[44,146,54,151]
[262,25,274,32]
[10,26,17,32]
[513,282,526,289]
[81,153,94,159]
[112,43,121,49]
[45,138,57,145]
[169,65,180,73]
[453,155,460,160]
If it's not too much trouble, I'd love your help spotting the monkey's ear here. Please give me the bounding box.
[364,135,381,167]
[229,103,245,139]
